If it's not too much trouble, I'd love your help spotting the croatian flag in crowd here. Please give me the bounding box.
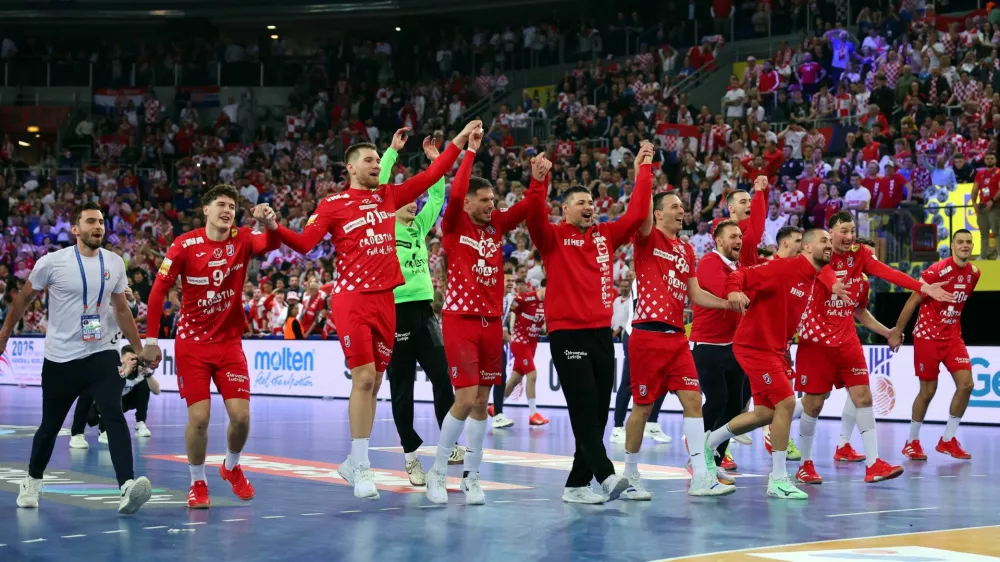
[178,86,221,108]
[93,88,147,115]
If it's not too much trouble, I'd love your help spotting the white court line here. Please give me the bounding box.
[149,417,433,428]
[418,505,445,508]
[102,530,126,534]
[493,500,514,503]
[940,475,958,478]
[23,538,47,543]
[261,515,286,519]
[221,519,246,522]
[143,526,167,530]
[340,510,361,514]
[911,476,924,479]
[378,508,400,511]
[524,498,550,502]
[826,507,939,518]
[647,522,1000,562]
[61,535,87,539]
[300,513,324,516]
[183,522,206,526]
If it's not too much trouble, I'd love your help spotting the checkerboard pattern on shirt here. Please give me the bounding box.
[631,229,694,328]
[511,292,545,344]
[799,246,876,347]
[913,258,980,341]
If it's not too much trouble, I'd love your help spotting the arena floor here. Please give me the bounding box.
[1,386,998,562]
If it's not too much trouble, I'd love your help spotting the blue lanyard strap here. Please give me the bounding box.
[74,246,106,311]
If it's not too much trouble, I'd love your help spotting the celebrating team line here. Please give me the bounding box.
[3,120,984,514]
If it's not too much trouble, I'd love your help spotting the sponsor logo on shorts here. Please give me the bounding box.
[344,335,351,348]
[563,350,587,360]
[522,359,529,366]
[451,367,458,379]
[480,371,501,381]
[763,373,772,385]
[638,384,647,397]
[226,372,249,384]
[851,367,869,376]
[956,357,970,364]
[377,341,392,357]
[682,377,699,388]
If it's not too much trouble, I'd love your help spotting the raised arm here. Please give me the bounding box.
[609,142,655,249]
[523,154,556,254]
[393,120,481,209]
[440,147,477,234]
[861,249,952,299]
[275,197,337,254]
[498,170,546,233]
[740,175,770,266]
[414,142,447,234]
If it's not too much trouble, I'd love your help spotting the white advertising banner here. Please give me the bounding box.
[2,337,999,425]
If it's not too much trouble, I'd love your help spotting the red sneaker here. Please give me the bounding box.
[833,443,866,463]
[487,404,495,418]
[220,463,256,501]
[795,460,823,484]
[187,480,211,509]
[936,437,972,460]
[864,459,904,483]
[720,451,737,471]
[529,412,550,426]
[901,440,928,461]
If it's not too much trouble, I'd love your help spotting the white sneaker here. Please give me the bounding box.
[98,431,108,445]
[717,467,736,486]
[734,432,753,446]
[492,413,514,429]
[623,472,652,501]
[69,434,89,449]
[353,467,379,500]
[609,427,626,444]
[689,473,736,497]
[16,476,43,508]
[406,458,426,486]
[426,470,448,504]
[600,474,629,501]
[461,474,485,505]
[644,422,673,444]
[448,445,466,465]
[135,422,151,438]
[118,476,153,514]
[337,456,356,486]
[562,487,607,504]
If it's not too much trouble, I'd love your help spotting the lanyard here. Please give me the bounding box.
[74,246,106,312]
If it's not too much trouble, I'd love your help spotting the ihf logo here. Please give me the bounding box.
[868,347,896,416]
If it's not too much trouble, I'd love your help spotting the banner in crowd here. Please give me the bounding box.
[177,86,221,108]
[93,87,149,115]
[522,85,556,109]
[925,183,980,255]
[2,339,998,425]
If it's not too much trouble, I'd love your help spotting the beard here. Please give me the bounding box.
[81,232,103,250]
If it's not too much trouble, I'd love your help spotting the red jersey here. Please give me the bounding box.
[726,254,834,356]
[276,143,462,297]
[797,177,823,207]
[973,167,1000,203]
[873,173,907,209]
[511,291,545,344]
[441,151,536,318]
[913,258,980,341]
[691,251,741,344]
[800,244,922,347]
[632,228,695,328]
[299,289,327,335]
[738,187,769,267]
[146,227,280,342]
[525,164,653,332]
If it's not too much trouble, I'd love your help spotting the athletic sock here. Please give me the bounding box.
[224,450,241,471]
[707,424,736,451]
[771,450,788,480]
[792,399,804,421]
[798,414,818,462]
[351,438,370,468]
[432,413,466,474]
[528,399,537,416]
[189,463,206,484]
[942,415,962,441]
[404,451,417,463]
[624,451,639,478]
[839,400,857,447]
[684,417,707,477]
[908,420,922,442]
[463,418,488,476]
[856,406,878,468]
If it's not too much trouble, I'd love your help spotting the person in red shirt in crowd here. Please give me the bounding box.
[860,131,882,163]
[708,228,841,500]
[621,190,735,501]
[523,144,654,505]
[895,230,980,460]
[791,211,951,486]
[797,162,824,214]
[761,139,785,179]
[795,52,826,98]
[273,121,479,500]
[140,187,281,509]
[873,161,910,209]
[758,60,781,113]
[424,127,539,506]
[298,281,327,337]
[971,153,1000,259]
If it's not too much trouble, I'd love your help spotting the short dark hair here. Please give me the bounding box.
[345,142,378,164]
[652,192,672,212]
[72,202,103,225]
[953,229,973,243]
[776,225,803,245]
[468,176,494,195]
[201,184,240,207]
[562,185,592,200]
[539,278,547,288]
[121,344,135,356]
[757,247,774,258]
[827,211,855,229]
[713,219,740,239]
[726,189,750,207]
[856,237,876,247]
[802,227,826,245]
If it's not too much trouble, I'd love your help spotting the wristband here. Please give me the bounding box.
[145,338,159,347]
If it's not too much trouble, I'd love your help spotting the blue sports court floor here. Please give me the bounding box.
[1,385,999,562]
